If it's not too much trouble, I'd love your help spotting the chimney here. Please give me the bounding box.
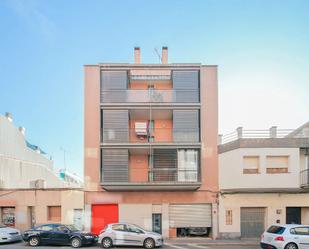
[162,46,168,64]
[134,47,141,64]
[19,126,26,136]
[5,112,13,122]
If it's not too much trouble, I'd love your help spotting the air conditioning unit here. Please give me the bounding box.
[135,122,148,136]
[30,179,46,189]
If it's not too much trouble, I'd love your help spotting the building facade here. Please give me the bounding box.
[0,113,84,231]
[218,124,309,239]
[84,47,219,238]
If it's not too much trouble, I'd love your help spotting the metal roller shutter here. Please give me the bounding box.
[102,149,128,182]
[173,110,199,142]
[103,110,129,142]
[240,207,265,238]
[169,204,212,228]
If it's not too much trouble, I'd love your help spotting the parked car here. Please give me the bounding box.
[98,222,163,248]
[261,224,309,249]
[178,227,209,236]
[0,223,22,243]
[23,223,98,248]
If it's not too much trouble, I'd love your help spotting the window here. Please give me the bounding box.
[127,225,143,234]
[177,149,198,182]
[290,227,309,235]
[266,156,289,174]
[112,224,126,232]
[47,206,61,222]
[267,225,285,234]
[55,225,69,232]
[226,210,233,225]
[37,224,54,231]
[243,156,259,174]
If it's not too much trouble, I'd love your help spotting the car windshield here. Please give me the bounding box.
[267,225,285,234]
[66,225,80,232]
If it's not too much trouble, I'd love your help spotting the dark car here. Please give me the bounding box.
[23,223,98,248]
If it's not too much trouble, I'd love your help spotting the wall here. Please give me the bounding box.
[219,193,309,238]
[0,189,83,231]
[84,65,101,191]
[219,147,300,190]
[129,155,148,182]
[200,66,219,194]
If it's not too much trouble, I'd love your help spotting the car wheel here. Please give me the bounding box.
[101,237,113,248]
[71,237,82,248]
[28,236,40,247]
[144,238,155,249]
[285,243,298,249]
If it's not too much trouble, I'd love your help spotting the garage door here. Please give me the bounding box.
[91,204,118,235]
[169,204,212,228]
[241,207,265,238]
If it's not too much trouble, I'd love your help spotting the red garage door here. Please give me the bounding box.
[91,204,118,235]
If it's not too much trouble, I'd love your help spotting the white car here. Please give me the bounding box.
[261,224,309,249]
[98,223,163,248]
[0,224,22,243]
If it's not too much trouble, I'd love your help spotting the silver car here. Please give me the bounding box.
[261,224,309,249]
[0,224,22,243]
[98,223,163,248]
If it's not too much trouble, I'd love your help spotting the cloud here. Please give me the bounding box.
[5,0,56,40]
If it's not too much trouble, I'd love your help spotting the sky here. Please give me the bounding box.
[0,0,308,177]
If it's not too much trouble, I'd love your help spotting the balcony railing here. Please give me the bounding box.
[101,128,200,143]
[101,168,201,191]
[149,168,199,182]
[101,89,199,103]
[300,169,309,187]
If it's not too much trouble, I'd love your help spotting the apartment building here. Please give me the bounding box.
[218,123,309,239]
[84,47,218,238]
[0,113,84,231]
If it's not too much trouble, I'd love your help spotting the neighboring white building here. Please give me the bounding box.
[0,113,84,230]
[218,123,309,239]
[0,113,70,188]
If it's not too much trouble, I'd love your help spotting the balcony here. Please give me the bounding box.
[100,89,199,104]
[102,168,201,191]
[101,128,200,144]
[300,169,309,188]
[101,148,201,191]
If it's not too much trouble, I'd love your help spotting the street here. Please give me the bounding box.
[0,241,261,249]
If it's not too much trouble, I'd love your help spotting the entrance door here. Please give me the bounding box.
[91,204,118,235]
[286,207,301,224]
[241,207,265,238]
[152,213,162,234]
[28,206,35,228]
[73,209,83,230]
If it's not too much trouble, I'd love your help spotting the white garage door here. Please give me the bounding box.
[169,204,212,228]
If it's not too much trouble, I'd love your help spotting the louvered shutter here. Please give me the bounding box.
[102,110,128,142]
[102,149,128,182]
[173,110,199,142]
[101,71,127,102]
[172,71,199,102]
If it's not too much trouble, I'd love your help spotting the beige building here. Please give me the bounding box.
[218,123,309,238]
[0,113,84,231]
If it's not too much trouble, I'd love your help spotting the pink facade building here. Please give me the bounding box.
[84,47,219,238]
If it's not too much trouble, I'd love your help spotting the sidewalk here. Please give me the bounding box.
[165,237,260,246]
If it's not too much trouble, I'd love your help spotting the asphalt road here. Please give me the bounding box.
[0,241,261,249]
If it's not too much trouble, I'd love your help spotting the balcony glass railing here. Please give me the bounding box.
[100,89,199,103]
[148,168,199,183]
[101,128,200,143]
